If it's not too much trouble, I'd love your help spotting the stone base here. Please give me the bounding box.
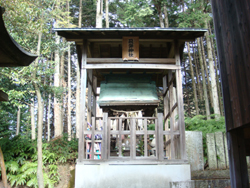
[170,180,195,188]
[75,162,191,188]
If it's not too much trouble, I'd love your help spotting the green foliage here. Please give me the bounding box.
[0,135,78,187]
[185,114,226,161]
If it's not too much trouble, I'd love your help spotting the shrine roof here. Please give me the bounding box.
[54,27,207,41]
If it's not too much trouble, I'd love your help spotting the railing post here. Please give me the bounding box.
[103,113,108,160]
[158,113,164,161]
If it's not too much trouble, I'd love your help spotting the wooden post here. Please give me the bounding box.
[175,40,186,160]
[102,113,108,160]
[163,75,170,158]
[158,113,164,161]
[227,130,249,187]
[91,117,95,159]
[131,118,136,159]
[87,69,93,124]
[168,70,175,159]
[78,40,87,162]
[92,76,97,118]
[211,0,250,187]
[144,119,148,157]
[119,118,122,157]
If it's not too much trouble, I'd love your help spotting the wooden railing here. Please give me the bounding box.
[82,113,182,161]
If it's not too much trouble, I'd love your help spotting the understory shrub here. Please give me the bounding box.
[0,134,78,187]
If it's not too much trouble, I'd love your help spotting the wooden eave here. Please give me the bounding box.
[0,90,8,101]
[0,7,37,67]
[54,27,207,41]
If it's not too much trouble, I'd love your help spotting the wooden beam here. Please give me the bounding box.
[164,102,178,123]
[87,74,98,97]
[163,74,176,97]
[85,64,180,70]
[87,58,175,64]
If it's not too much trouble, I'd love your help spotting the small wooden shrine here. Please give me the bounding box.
[56,27,206,188]
[0,6,37,101]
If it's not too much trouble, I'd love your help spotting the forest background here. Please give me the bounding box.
[0,0,226,187]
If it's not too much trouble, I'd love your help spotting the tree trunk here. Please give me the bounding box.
[205,20,220,117]
[208,22,224,116]
[187,42,199,115]
[47,91,51,142]
[193,43,203,102]
[76,0,82,138]
[60,40,66,134]
[155,3,164,28]
[163,3,169,28]
[35,84,44,188]
[0,147,7,188]
[16,107,21,135]
[200,37,213,109]
[105,0,109,28]
[96,0,103,28]
[78,0,82,28]
[197,38,211,119]
[184,57,191,116]
[31,100,36,140]
[68,43,72,141]
[33,31,44,188]
[54,32,62,137]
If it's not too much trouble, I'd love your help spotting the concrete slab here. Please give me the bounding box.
[75,162,191,188]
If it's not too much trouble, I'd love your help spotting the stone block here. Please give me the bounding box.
[215,132,226,169]
[185,131,204,171]
[223,133,229,168]
[170,180,195,188]
[206,133,217,169]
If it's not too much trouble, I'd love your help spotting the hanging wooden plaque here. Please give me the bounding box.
[122,36,139,61]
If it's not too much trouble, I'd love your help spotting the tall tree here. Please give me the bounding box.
[187,42,199,115]
[200,37,213,108]
[154,0,164,28]
[208,22,223,115]
[163,2,169,28]
[205,20,221,116]
[105,0,109,28]
[54,0,62,137]
[67,0,72,141]
[197,38,210,119]
[16,107,21,135]
[96,0,103,28]
[33,30,44,188]
[76,0,82,138]
[31,100,36,140]
[0,147,7,188]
